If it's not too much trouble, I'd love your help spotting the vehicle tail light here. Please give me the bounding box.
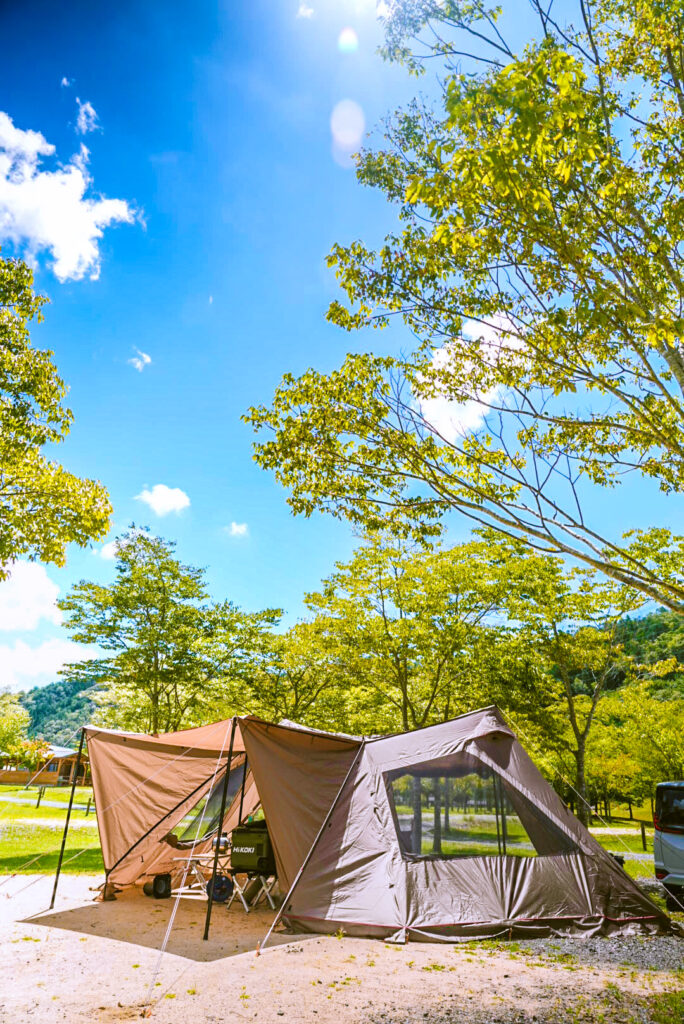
[655,869,667,880]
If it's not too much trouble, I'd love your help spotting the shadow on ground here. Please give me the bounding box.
[23,886,310,962]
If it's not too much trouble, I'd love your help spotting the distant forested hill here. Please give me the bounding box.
[19,679,99,746]
[618,609,684,696]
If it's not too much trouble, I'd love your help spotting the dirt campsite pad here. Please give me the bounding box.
[1,875,681,1024]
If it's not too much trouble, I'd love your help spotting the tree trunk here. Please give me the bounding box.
[443,777,451,835]
[574,742,590,826]
[411,775,423,855]
[432,778,442,854]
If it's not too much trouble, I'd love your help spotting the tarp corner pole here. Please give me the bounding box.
[202,717,237,941]
[237,755,248,826]
[50,727,86,910]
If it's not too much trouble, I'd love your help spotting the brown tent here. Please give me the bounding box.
[81,707,670,941]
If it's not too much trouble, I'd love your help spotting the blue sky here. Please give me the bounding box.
[0,0,422,689]
[0,1,678,691]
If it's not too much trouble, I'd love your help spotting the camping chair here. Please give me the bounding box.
[223,871,274,913]
[241,873,278,910]
[172,850,255,911]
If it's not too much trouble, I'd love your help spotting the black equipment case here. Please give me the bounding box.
[230,820,276,875]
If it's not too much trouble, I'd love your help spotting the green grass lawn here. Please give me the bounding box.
[0,821,103,874]
[0,786,101,874]
[590,826,654,855]
[0,786,660,879]
[621,857,653,882]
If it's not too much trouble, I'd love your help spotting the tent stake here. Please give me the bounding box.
[50,727,85,910]
[203,718,237,941]
[259,741,366,955]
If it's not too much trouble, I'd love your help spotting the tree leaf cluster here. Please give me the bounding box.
[58,528,281,735]
[245,0,684,611]
[0,254,111,575]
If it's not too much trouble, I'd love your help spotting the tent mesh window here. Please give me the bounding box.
[385,752,577,860]
[170,761,246,847]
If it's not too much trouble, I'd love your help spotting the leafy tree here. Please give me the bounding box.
[593,681,684,796]
[0,690,29,756]
[500,546,643,821]
[59,529,279,733]
[298,532,533,735]
[586,701,653,813]
[0,254,111,576]
[246,1,684,611]
[618,608,684,696]
[17,737,51,772]
[224,619,346,729]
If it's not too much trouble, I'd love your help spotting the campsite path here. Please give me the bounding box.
[0,795,91,810]
[1,816,99,828]
[1,875,681,1024]
[605,849,653,862]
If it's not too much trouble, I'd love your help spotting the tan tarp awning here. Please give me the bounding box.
[86,720,253,885]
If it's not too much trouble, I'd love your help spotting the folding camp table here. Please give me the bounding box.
[171,853,252,910]
[172,854,220,898]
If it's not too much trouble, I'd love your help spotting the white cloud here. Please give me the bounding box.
[136,484,191,517]
[99,541,119,560]
[60,76,73,89]
[0,562,61,632]
[418,315,524,442]
[226,522,249,538]
[128,348,152,372]
[0,110,135,281]
[297,2,314,17]
[0,638,96,692]
[75,97,99,135]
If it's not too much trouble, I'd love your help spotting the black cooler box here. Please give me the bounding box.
[230,820,276,875]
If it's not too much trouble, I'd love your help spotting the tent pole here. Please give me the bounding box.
[259,741,366,955]
[50,727,85,910]
[499,777,507,855]
[238,756,248,825]
[203,718,237,941]
[493,777,502,856]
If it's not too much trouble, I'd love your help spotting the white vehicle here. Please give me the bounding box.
[654,781,684,912]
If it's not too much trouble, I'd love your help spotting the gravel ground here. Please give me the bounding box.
[517,934,683,971]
